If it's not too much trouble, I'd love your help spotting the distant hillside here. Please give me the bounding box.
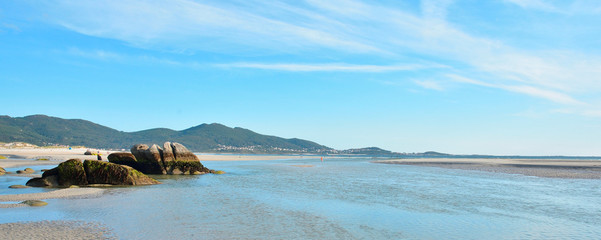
[0,115,331,153]
[338,147,393,155]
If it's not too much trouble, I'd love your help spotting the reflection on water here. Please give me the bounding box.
[2,158,601,239]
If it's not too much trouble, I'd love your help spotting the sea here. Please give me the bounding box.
[1,157,601,239]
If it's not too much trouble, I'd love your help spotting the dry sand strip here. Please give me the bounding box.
[197,154,316,161]
[0,220,116,240]
[0,148,113,162]
[0,148,317,163]
[0,188,105,208]
[374,158,601,179]
[0,160,62,169]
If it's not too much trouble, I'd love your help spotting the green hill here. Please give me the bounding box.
[0,115,331,153]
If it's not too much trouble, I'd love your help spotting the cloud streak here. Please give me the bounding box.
[27,0,601,112]
[448,74,583,105]
[216,62,441,72]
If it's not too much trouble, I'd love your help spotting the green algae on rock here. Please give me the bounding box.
[21,200,48,207]
[26,159,161,187]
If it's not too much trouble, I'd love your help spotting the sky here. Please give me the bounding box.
[1,0,601,156]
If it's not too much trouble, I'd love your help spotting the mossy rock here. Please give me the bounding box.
[0,167,5,173]
[107,152,140,170]
[27,176,57,187]
[84,160,161,186]
[214,170,226,175]
[9,185,31,189]
[42,168,58,178]
[21,200,48,207]
[164,160,210,175]
[57,159,88,187]
[36,158,49,161]
[0,155,6,159]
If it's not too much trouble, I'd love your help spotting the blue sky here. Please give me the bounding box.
[1,0,601,155]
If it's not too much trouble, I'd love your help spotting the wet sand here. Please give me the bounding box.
[375,158,601,179]
[0,148,311,167]
[0,220,116,240]
[0,188,106,208]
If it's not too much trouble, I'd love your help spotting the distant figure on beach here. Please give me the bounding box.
[97,151,102,161]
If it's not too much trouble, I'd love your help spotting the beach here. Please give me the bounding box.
[1,154,601,238]
[0,220,116,240]
[375,158,601,179]
[0,148,309,168]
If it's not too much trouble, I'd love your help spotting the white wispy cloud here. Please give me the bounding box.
[504,0,601,14]
[448,74,583,105]
[414,80,445,91]
[503,0,561,12]
[216,62,439,72]
[29,0,601,112]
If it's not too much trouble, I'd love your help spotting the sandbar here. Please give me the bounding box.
[375,158,601,179]
[0,188,105,208]
[198,154,313,161]
[0,148,314,166]
[0,220,116,240]
[0,148,113,163]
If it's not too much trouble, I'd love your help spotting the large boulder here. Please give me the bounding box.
[108,152,139,169]
[57,159,88,186]
[84,160,160,186]
[117,142,210,175]
[162,142,175,162]
[26,159,160,187]
[165,142,209,175]
[26,176,58,187]
[130,144,149,162]
[171,142,198,161]
[130,144,164,174]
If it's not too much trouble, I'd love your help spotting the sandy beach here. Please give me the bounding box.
[375,158,601,179]
[0,188,106,208]
[0,220,116,240]
[0,148,311,167]
[0,148,114,166]
[197,154,314,161]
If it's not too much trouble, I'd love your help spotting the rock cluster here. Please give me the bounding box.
[16,168,35,174]
[109,142,211,175]
[26,159,160,187]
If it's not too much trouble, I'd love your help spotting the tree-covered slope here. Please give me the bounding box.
[0,115,331,153]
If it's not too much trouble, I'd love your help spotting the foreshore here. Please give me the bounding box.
[375,158,601,179]
[0,220,116,239]
[0,148,310,168]
[0,188,106,208]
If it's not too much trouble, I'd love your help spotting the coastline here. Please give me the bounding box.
[374,158,601,179]
[0,148,312,167]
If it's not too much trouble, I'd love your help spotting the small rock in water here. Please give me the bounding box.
[16,168,35,174]
[9,185,31,189]
[21,200,48,207]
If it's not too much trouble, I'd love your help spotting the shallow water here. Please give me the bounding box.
[2,158,601,239]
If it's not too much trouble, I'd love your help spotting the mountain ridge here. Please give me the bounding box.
[0,115,331,153]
